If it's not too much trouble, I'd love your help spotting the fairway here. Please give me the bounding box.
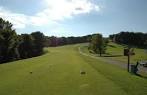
[0,44,147,95]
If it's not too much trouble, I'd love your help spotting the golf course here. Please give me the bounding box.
[0,44,147,95]
[0,0,147,94]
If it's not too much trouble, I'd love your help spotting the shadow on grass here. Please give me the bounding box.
[136,73,147,79]
[108,44,116,48]
[102,55,123,57]
[0,50,49,65]
[117,43,147,49]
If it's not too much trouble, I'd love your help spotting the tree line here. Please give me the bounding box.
[44,35,92,47]
[0,18,45,63]
[109,31,147,48]
[0,18,93,64]
[44,33,108,57]
[4,17,146,63]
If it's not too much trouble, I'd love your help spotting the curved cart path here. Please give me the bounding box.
[78,46,147,74]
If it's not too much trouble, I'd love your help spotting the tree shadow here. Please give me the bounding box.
[117,43,147,49]
[136,73,147,79]
[102,55,123,57]
[108,44,116,48]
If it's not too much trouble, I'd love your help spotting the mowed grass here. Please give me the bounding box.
[82,42,147,64]
[106,42,147,64]
[0,44,147,95]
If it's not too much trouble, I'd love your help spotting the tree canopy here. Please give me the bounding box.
[0,18,45,63]
[109,32,147,48]
[0,18,19,63]
[89,34,107,56]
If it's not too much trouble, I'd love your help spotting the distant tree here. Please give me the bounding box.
[66,37,74,44]
[104,38,109,44]
[110,32,147,48]
[44,35,91,47]
[48,36,58,47]
[144,40,147,48]
[31,31,45,56]
[44,36,51,47]
[87,35,92,42]
[60,37,67,45]
[89,34,106,56]
[109,35,115,40]
[0,18,19,63]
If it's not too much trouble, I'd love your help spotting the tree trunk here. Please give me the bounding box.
[99,48,102,57]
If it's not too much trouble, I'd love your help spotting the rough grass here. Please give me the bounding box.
[82,42,147,64]
[0,44,147,95]
[106,42,147,64]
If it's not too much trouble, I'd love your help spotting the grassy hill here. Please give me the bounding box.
[0,44,147,95]
[82,42,147,64]
[107,42,147,63]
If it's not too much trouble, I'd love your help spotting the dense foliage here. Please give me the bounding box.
[31,32,45,56]
[0,18,19,63]
[109,32,147,48]
[44,35,92,47]
[0,18,93,63]
[0,18,45,63]
[88,34,107,56]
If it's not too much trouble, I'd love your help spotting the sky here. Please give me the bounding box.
[0,0,147,37]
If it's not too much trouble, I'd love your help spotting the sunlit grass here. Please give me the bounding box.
[106,42,147,64]
[0,44,147,95]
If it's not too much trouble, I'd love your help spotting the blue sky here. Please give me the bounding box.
[0,0,147,37]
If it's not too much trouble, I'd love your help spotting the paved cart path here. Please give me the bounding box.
[78,46,147,74]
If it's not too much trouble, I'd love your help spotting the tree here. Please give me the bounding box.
[44,36,51,47]
[31,31,45,56]
[144,40,147,48]
[110,32,147,48]
[0,18,19,63]
[18,34,34,59]
[48,36,58,47]
[89,34,106,56]
[0,18,47,64]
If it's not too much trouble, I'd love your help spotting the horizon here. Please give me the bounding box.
[0,0,147,37]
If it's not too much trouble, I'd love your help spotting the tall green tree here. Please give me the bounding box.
[0,18,19,63]
[18,34,34,59]
[89,34,106,56]
[31,31,45,56]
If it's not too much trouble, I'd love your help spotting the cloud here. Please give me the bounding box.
[0,0,100,29]
[0,7,29,28]
[42,0,100,19]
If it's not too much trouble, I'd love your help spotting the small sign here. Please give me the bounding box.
[124,49,129,56]
[124,48,135,56]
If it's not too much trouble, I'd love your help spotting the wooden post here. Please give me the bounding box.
[127,54,130,72]
[124,47,135,72]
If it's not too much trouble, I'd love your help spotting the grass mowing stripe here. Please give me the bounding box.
[79,44,147,95]
[0,44,147,95]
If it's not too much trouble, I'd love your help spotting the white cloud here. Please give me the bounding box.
[0,7,28,28]
[43,0,100,20]
[0,0,100,29]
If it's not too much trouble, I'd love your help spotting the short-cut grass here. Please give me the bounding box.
[0,44,147,95]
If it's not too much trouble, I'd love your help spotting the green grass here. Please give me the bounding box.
[106,42,147,64]
[0,44,147,95]
[82,42,147,64]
